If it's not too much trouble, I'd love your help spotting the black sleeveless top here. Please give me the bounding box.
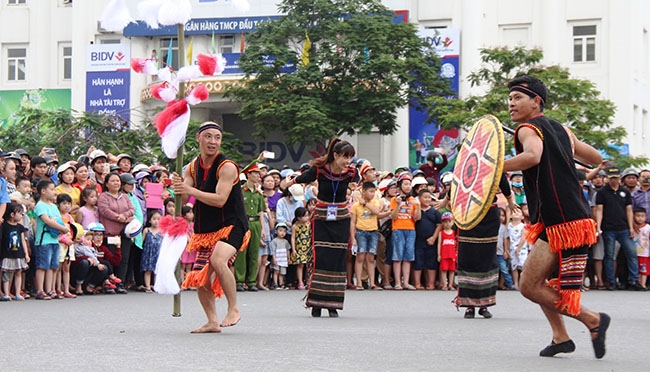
[514,114,591,227]
[192,153,248,234]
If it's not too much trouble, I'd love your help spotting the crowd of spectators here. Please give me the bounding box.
[1,145,647,303]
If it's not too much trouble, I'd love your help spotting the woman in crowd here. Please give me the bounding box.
[97,172,134,293]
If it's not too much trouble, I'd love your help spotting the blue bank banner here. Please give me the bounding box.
[124,16,282,37]
[85,70,131,123]
[221,53,296,74]
[85,44,131,123]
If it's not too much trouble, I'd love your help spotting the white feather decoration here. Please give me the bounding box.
[157,66,172,82]
[99,0,134,32]
[153,234,188,295]
[161,107,190,159]
[137,0,165,29]
[232,0,250,12]
[176,65,202,82]
[158,0,192,26]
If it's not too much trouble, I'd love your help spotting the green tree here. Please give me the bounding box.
[0,108,243,168]
[225,0,454,144]
[427,46,647,168]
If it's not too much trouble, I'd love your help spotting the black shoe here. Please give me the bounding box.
[539,339,576,357]
[104,289,116,295]
[629,283,644,291]
[605,283,616,291]
[115,286,127,294]
[328,309,339,318]
[236,285,245,292]
[591,312,611,359]
[464,307,475,319]
[311,307,322,317]
[478,307,493,319]
[247,285,259,292]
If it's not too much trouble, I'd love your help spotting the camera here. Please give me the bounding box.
[400,195,407,201]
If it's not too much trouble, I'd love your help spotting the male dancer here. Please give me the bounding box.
[502,75,610,358]
[172,121,250,333]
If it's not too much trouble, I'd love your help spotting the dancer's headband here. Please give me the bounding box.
[197,122,223,134]
[509,85,546,105]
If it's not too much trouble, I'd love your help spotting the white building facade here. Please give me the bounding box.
[1,0,648,170]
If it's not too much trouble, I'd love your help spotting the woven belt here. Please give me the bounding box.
[248,216,260,221]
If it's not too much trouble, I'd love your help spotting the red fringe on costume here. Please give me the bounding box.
[181,227,250,298]
[546,278,582,316]
[525,218,595,316]
[524,218,597,253]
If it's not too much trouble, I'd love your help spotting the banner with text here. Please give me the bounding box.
[408,28,461,173]
[85,44,131,124]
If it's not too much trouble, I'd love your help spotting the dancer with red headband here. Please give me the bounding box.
[503,75,610,358]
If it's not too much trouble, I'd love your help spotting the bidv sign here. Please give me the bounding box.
[86,44,130,72]
[85,44,131,122]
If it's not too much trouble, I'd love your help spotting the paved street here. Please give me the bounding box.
[1,288,648,371]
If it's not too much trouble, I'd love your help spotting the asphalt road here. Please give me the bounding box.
[1,288,648,371]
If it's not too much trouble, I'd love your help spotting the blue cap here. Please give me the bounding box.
[280,169,294,178]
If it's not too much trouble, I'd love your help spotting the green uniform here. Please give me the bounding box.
[235,184,265,286]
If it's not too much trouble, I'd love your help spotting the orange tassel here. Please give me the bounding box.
[524,222,544,245]
[545,278,582,316]
[211,277,224,298]
[546,219,597,253]
[186,226,234,252]
[555,289,582,316]
[182,264,209,289]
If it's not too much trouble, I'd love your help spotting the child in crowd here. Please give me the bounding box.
[76,187,99,229]
[88,222,122,293]
[496,208,515,290]
[1,203,30,301]
[306,198,317,218]
[507,209,525,289]
[379,179,397,289]
[350,182,383,290]
[437,212,457,290]
[164,197,175,216]
[55,162,80,215]
[257,197,274,291]
[179,206,196,285]
[291,207,312,290]
[271,222,290,289]
[56,193,77,298]
[8,177,34,298]
[141,210,162,293]
[390,173,421,290]
[414,189,441,290]
[33,179,69,300]
[633,207,650,290]
[73,227,113,295]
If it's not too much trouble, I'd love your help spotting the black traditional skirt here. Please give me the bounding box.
[305,203,349,310]
[456,205,499,308]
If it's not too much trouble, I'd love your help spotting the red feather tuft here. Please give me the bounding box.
[150,82,167,100]
[131,58,146,73]
[153,99,189,136]
[159,215,189,237]
[192,84,209,101]
[197,53,217,75]
[186,84,209,105]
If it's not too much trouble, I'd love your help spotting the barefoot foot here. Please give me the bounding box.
[190,322,222,334]
[220,310,241,327]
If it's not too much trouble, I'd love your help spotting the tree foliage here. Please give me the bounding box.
[427,46,647,168]
[0,108,243,168]
[225,0,454,144]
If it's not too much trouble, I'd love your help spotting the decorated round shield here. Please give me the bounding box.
[450,115,505,230]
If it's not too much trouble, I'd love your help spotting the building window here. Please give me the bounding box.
[573,25,596,62]
[160,38,179,70]
[220,35,234,54]
[100,39,121,44]
[7,47,27,81]
[61,44,72,80]
[8,0,27,4]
